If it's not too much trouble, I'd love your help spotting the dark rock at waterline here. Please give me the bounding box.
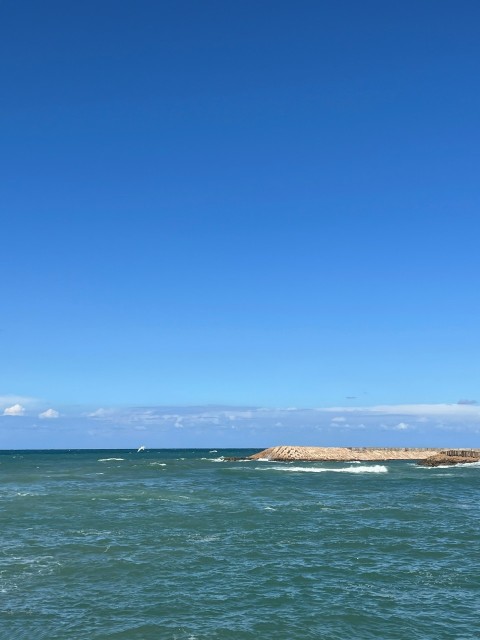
[419,451,480,467]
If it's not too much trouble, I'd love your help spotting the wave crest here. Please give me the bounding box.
[256,464,388,474]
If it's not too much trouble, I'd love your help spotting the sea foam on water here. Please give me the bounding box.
[256,464,388,473]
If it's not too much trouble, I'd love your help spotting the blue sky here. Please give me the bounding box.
[1,1,479,447]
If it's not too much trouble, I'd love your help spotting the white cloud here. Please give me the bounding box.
[87,408,116,419]
[331,416,346,423]
[377,422,412,431]
[3,403,26,416]
[39,408,60,419]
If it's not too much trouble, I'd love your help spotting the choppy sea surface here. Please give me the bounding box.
[1,449,479,639]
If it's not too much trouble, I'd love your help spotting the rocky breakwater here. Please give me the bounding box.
[249,446,441,462]
[419,449,480,467]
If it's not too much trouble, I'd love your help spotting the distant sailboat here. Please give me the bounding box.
[137,445,145,452]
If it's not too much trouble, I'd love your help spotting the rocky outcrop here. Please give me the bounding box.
[419,450,480,467]
[249,446,441,462]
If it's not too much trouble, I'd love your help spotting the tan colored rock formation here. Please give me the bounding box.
[249,445,442,462]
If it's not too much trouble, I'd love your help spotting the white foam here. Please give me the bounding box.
[149,462,166,466]
[192,534,220,543]
[435,461,480,469]
[201,456,225,462]
[98,458,124,462]
[341,465,388,473]
[256,464,388,474]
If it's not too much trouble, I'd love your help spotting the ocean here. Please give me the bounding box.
[1,449,479,639]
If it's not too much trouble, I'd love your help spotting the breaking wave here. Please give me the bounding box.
[256,464,388,474]
[434,461,480,469]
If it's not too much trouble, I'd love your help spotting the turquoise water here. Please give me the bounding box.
[1,449,479,639]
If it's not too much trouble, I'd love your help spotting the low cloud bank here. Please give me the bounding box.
[1,402,479,449]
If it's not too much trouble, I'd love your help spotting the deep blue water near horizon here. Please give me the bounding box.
[1,449,479,639]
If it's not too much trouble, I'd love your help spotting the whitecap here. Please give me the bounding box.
[341,465,388,473]
[420,460,480,469]
[191,535,220,543]
[98,458,124,462]
[435,461,480,469]
[456,460,480,468]
[256,464,388,474]
[149,462,166,466]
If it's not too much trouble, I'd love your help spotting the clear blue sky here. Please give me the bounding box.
[1,1,479,447]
